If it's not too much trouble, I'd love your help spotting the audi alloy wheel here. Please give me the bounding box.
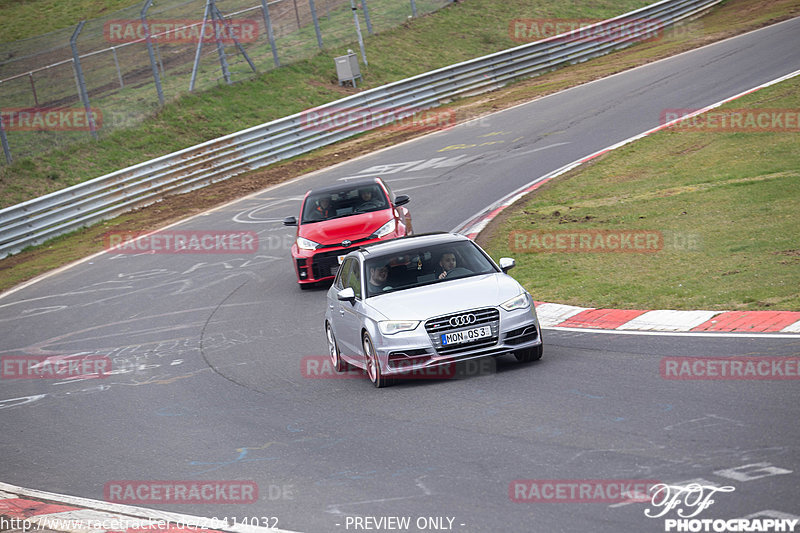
[327,322,346,372]
[363,332,394,388]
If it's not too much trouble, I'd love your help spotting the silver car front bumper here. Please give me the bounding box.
[373,305,542,376]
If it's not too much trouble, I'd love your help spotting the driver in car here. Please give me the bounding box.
[437,251,457,279]
[357,188,383,211]
[367,264,389,295]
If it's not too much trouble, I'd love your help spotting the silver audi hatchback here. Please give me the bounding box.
[324,233,543,387]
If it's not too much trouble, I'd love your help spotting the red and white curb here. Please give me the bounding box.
[534,302,800,333]
[0,483,298,533]
[453,67,800,336]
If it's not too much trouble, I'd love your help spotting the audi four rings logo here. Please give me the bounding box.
[341,240,351,247]
[449,314,476,327]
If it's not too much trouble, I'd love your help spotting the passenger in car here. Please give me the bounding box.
[357,187,385,210]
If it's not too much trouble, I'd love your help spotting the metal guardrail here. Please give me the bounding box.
[0,0,721,258]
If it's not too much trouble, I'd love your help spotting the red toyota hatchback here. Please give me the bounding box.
[283,177,412,289]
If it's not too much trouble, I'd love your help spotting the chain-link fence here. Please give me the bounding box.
[0,0,452,164]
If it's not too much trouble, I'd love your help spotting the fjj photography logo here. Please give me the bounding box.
[644,483,798,532]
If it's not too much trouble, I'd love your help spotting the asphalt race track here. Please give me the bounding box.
[2,18,799,533]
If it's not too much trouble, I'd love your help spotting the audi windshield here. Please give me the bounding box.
[364,240,499,297]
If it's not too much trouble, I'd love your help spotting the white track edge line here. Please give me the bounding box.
[543,326,800,338]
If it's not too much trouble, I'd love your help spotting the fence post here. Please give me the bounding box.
[0,112,12,164]
[350,0,367,66]
[155,43,166,77]
[28,74,39,106]
[292,0,301,28]
[211,4,257,74]
[410,0,417,18]
[309,0,323,49]
[210,0,231,84]
[70,21,99,140]
[141,0,165,106]
[111,47,124,88]
[260,0,280,67]
[190,0,212,91]
[360,0,373,35]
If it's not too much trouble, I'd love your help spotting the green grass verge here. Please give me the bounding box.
[482,74,800,311]
[0,0,141,41]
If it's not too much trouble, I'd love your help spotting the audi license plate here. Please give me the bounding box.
[441,326,491,346]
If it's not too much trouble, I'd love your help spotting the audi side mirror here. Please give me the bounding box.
[499,257,516,273]
[337,287,356,303]
[283,216,297,226]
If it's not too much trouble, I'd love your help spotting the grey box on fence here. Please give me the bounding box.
[335,51,361,87]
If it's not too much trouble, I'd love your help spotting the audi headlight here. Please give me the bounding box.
[378,320,420,335]
[296,236,320,250]
[501,293,530,311]
[372,219,396,239]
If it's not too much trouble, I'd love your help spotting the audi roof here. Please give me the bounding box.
[357,232,468,255]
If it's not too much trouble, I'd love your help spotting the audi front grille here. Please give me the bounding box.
[424,308,500,356]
